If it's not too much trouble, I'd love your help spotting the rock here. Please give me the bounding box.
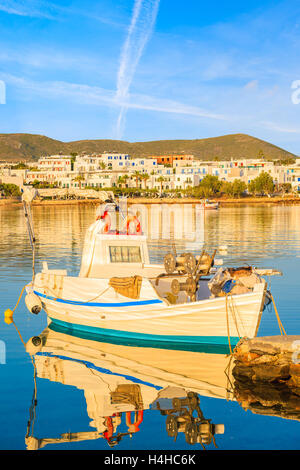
[252,364,290,383]
[290,363,300,378]
[233,336,300,391]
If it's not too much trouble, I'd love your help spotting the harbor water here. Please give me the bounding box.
[1,203,300,450]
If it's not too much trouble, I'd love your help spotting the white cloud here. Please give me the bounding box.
[115,0,160,138]
[0,0,56,18]
[261,121,300,134]
[2,73,226,120]
[244,80,259,90]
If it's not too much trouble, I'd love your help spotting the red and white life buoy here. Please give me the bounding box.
[96,210,111,233]
[125,215,142,235]
[125,410,144,433]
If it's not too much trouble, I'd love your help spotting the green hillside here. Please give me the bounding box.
[0,132,297,161]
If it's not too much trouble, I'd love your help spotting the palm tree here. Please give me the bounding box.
[73,174,85,189]
[133,170,142,188]
[141,174,150,189]
[99,161,106,170]
[118,174,129,189]
[118,175,125,188]
[123,174,129,188]
[157,175,165,193]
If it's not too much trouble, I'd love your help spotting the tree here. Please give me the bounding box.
[221,181,234,197]
[99,161,106,170]
[118,176,125,189]
[11,162,28,169]
[118,174,129,189]
[281,158,296,166]
[248,171,274,195]
[280,183,292,194]
[70,154,77,171]
[232,179,247,198]
[31,180,57,189]
[141,174,150,189]
[248,179,256,195]
[0,183,21,197]
[194,175,222,198]
[133,170,142,188]
[157,176,165,193]
[73,174,85,189]
[257,149,265,160]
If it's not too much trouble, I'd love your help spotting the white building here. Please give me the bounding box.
[37,155,72,172]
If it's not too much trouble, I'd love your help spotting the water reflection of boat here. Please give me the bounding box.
[24,201,277,348]
[25,327,230,450]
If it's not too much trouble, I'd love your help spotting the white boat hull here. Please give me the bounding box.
[31,273,267,348]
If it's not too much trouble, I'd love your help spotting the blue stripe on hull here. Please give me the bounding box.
[36,351,163,391]
[34,290,163,307]
[49,318,240,354]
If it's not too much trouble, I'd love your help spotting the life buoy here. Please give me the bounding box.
[103,416,114,440]
[125,411,144,433]
[97,210,111,233]
[125,215,142,235]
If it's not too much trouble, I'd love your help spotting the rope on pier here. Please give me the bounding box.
[270,293,287,336]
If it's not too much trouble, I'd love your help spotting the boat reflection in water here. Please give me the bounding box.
[25,325,231,450]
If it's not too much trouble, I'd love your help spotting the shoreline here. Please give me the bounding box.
[1,196,300,206]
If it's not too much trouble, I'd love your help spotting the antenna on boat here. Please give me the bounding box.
[22,188,38,280]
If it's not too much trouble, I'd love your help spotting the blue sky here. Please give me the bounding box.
[0,0,300,154]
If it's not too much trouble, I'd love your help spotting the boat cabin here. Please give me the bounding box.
[79,233,166,278]
[79,204,166,279]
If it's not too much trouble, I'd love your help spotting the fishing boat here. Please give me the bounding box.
[25,326,228,449]
[202,199,219,210]
[24,199,280,348]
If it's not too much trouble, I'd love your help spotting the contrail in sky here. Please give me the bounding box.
[115,0,160,138]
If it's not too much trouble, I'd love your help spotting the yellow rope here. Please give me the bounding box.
[4,285,26,325]
[11,317,38,438]
[224,355,234,400]
[228,294,241,340]
[12,319,27,348]
[3,283,38,439]
[271,293,287,335]
[225,294,233,355]
[12,285,26,313]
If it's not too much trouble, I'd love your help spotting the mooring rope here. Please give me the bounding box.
[270,293,287,335]
[225,294,233,355]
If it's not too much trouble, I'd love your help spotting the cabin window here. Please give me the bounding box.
[109,246,142,263]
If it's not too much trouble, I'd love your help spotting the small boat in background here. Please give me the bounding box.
[202,199,219,210]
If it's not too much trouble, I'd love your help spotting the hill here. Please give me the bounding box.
[0,133,297,161]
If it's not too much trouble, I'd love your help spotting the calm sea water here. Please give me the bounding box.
[1,203,300,450]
